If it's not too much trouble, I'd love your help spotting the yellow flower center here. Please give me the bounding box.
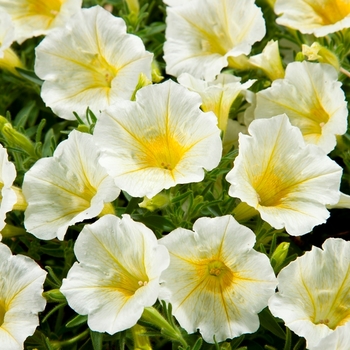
[305,0,350,25]
[140,133,187,172]
[298,102,330,141]
[27,0,63,18]
[0,300,7,327]
[253,169,292,207]
[203,259,234,293]
[89,53,118,89]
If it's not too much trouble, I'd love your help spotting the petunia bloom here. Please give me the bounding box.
[93,79,222,198]
[226,114,342,236]
[23,130,120,240]
[164,0,265,80]
[248,40,285,81]
[0,242,47,350]
[0,144,18,232]
[274,0,350,37]
[60,214,169,334]
[35,5,153,121]
[269,238,350,349]
[254,61,348,154]
[159,215,277,343]
[177,73,255,132]
[0,0,82,44]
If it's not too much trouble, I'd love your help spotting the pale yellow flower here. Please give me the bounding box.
[23,130,120,240]
[164,0,265,80]
[275,0,350,37]
[177,73,255,132]
[159,215,277,343]
[226,115,342,236]
[254,61,348,154]
[248,40,285,81]
[0,0,82,44]
[0,242,47,349]
[93,80,222,198]
[269,238,350,348]
[61,214,169,334]
[35,5,153,121]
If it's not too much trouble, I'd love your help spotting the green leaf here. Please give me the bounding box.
[230,335,245,349]
[90,330,103,350]
[15,67,43,85]
[66,314,88,328]
[258,308,286,340]
[283,327,292,350]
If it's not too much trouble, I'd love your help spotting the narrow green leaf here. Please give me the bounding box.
[66,314,88,328]
[90,330,103,350]
[283,327,292,350]
[258,308,286,340]
[15,67,43,85]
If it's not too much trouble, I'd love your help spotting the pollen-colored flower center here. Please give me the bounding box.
[305,0,350,25]
[313,297,350,330]
[297,102,330,140]
[89,54,118,88]
[0,300,6,326]
[27,0,62,18]
[140,134,186,171]
[204,260,234,293]
[254,170,291,207]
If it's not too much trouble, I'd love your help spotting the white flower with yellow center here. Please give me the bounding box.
[254,61,348,154]
[0,242,47,350]
[226,114,342,236]
[269,238,350,349]
[23,130,120,240]
[274,0,350,36]
[248,40,285,81]
[35,5,153,121]
[177,73,255,132]
[60,214,169,334]
[159,215,277,343]
[164,0,265,80]
[0,0,82,44]
[0,144,17,232]
[93,80,222,198]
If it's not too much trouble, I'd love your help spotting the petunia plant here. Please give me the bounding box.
[0,0,349,349]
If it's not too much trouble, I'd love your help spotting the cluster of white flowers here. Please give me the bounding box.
[0,0,350,349]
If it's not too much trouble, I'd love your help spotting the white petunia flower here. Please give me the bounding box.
[35,5,153,121]
[269,238,350,349]
[164,0,265,80]
[0,0,82,44]
[226,114,342,236]
[0,144,17,232]
[248,40,285,81]
[159,215,277,343]
[23,130,120,240]
[60,214,169,334]
[93,79,222,198]
[177,73,255,132]
[254,61,348,154]
[0,242,47,350]
[274,0,350,37]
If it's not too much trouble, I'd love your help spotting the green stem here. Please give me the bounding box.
[50,329,90,349]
